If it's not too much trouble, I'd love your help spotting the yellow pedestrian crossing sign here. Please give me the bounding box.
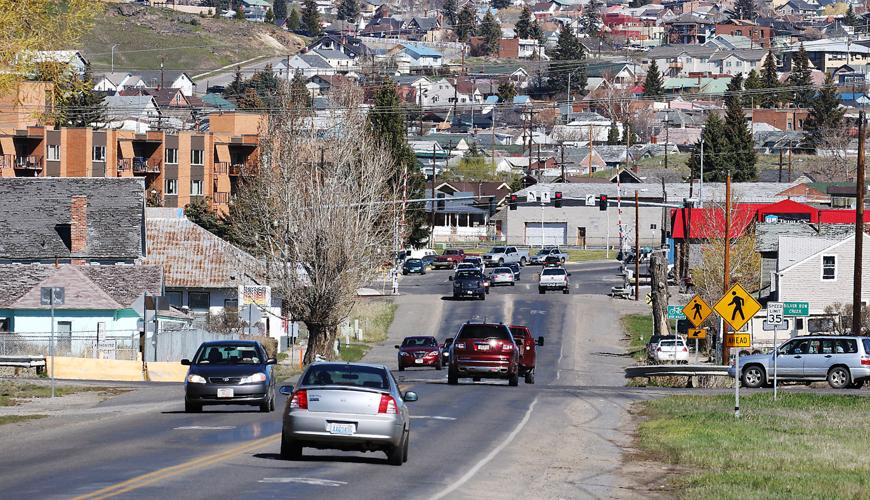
[714,283,761,332]
[682,295,712,328]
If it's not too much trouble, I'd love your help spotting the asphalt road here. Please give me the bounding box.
[0,261,660,499]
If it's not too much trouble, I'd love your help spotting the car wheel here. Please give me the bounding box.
[387,432,405,466]
[539,288,545,294]
[184,400,201,413]
[562,288,569,294]
[269,393,276,411]
[448,369,458,385]
[472,377,481,382]
[508,372,519,386]
[741,365,765,389]
[402,430,409,463]
[525,369,535,384]
[827,366,851,389]
[521,257,527,266]
[398,365,405,371]
[280,433,302,460]
[435,360,442,370]
[510,282,515,286]
[421,271,426,275]
[480,294,486,300]
[259,400,271,413]
[402,271,408,276]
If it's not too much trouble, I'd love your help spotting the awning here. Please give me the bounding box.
[0,137,14,155]
[119,140,134,159]
[215,144,230,163]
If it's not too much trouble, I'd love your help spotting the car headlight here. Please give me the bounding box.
[187,374,206,384]
[240,372,267,384]
[400,352,410,356]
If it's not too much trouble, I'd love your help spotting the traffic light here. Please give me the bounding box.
[509,194,518,210]
[599,194,608,211]
[554,191,563,208]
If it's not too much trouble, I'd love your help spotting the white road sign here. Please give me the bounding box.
[767,302,784,326]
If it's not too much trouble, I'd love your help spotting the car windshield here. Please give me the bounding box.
[457,264,475,270]
[301,364,389,390]
[464,257,481,263]
[402,337,438,347]
[509,327,529,338]
[455,270,482,279]
[195,344,262,365]
[445,250,460,255]
[457,324,513,340]
[542,268,566,276]
[406,259,422,264]
[536,250,548,255]
[490,247,506,253]
[494,267,512,273]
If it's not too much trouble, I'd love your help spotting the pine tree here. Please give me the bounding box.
[620,121,634,144]
[743,69,762,108]
[642,60,664,97]
[629,0,650,7]
[478,11,501,56]
[515,5,532,39]
[368,78,430,247]
[722,74,757,181]
[803,74,845,152]
[845,4,858,26]
[185,197,230,241]
[237,87,263,109]
[687,113,727,181]
[492,0,510,9]
[581,0,601,36]
[456,3,477,42]
[302,0,321,36]
[224,66,245,99]
[442,0,458,28]
[529,19,544,44]
[498,81,517,101]
[760,51,780,108]
[789,44,814,107]
[607,120,620,145]
[287,7,301,31]
[337,0,359,22]
[56,68,107,128]
[264,8,274,23]
[273,0,287,20]
[289,71,312,109]
[548,25,586,95]
[735,0,754,20]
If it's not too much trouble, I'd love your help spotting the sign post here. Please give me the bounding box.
[767,302,784,400]
[666,306,687,364]
[40,287,65,398]
[714,283,761,419]
[683,295,713,363]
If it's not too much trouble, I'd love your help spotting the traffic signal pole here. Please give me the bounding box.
[635,190,640,302]
[854,111,865,333]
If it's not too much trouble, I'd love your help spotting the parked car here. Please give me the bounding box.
[653,337,689,364]
[463,256,485,273]
[489,267,516,286]
[279,362,417,466]
[402,258,426,275]
[482,246,529,267]
[509,325,544,384]
[447,322,521,386]
[432,249,466,269]
[530,248,568,265]
[395,336,442,371]
[645,334,670,361]
[506,262,521,281]
[449,270,489,299]
[731,335,870,389]
[538,267,570,294]
[182,340,277,413]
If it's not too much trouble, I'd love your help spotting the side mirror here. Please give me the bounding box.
[279,385,294,396]
[394,345,401,349]
[567,273,572,276]
[448,276,453,281]
[266,358,277,365]
[537,336,545,346]
[403,391,418,402]
[181,359,191,366]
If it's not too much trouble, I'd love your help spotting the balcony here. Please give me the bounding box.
[131,158,162,175]
[214,162,230,175]
[212,192,230,204]
[14,155,43,171]
[0,154,13,169]
[229,159,257,176]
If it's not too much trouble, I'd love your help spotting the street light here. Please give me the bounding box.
[111,44,119,73]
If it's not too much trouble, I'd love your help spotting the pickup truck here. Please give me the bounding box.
[538,267,570,294]
[482,246,529,267]
[432,249,466,269]
[530,247,568,265]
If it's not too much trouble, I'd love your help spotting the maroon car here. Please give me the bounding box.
[510,325,544,384]
[395,336,442,371]
[448,323,520,386]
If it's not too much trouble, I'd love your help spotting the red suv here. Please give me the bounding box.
[395,336,442,371]
[447,323,520,386]
[509,326,544,384]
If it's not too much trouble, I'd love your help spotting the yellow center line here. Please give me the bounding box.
[74,433,281,500]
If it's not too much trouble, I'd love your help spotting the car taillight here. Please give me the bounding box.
[682,347,688,352]
[378,394,397,414]
[862,357,870,366]
[290,389,308,410]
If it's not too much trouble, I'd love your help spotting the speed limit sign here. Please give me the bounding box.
[767,302,784,326]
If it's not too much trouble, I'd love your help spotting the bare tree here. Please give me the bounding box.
[811,128,854,181]
[230,83,399,363]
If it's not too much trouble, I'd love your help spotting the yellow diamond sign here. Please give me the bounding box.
[714,283,761,332]
[682,295,713,328]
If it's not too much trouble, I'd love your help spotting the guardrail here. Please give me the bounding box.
[625,364,731,378]
[0,355,46,369]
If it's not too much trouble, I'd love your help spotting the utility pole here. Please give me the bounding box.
[431,143,437,232]
[699,137,704,207]
[491,104,496,170]
[854,111,865,333]
[663,107,670,169]
[588,125,594,176]
[634,190,640,302]
[560,144,566,182]
[778,148,783,183]
[160,56,165,90]
[788,146,793,182]
[722,174,732,365]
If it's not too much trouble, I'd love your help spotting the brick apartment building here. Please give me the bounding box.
[0,112,263,213]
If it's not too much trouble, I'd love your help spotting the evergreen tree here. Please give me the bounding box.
[56,67,106,128]
[264,8,274,23]
[759,51,780,108]
[581,0,602,36]
[273,0,287,20]
[492,0,510,9]
[442,0,458,28]
[687,113,727,181]
[337,0,360,22]
[803,74,845,151]
[629,0,650,7]
[456,3,477,42]
[185,197,230,241]
[607,120,620,145]
[548,25,586,95]
[788,44,814,107]
[844,4,858,26]
[642,60,664,97]
[368,79,430,247]
[620,121,634,144]
[234,5,245,20]
[237,87,263,109]
[478,11,501,56]
[529,19,544,44]
[287,7,301,30]
[722,75,757,181]
[735,0,754,20]
[224,66,245,99]
[743,69,762,108]
[289,71,312,109]
[515,5,532,39]
[302,0,321,35]
[498,80,517,101]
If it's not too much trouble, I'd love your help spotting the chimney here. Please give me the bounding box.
[70,195,88,264]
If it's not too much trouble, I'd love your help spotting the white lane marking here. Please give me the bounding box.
[430,396,538,500]
[529,309,546,315]
[524,284,530,290]
[556,340,565,381]
[173,426,236,430]
[411,415,457,421]
[259,478,347,486]
[575,284,580,289]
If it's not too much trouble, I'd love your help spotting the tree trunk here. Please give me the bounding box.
[304,322,338,364]
[650,251,671,336]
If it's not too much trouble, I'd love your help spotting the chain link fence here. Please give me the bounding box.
[0,334,140,361]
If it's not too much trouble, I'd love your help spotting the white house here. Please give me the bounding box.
[27,50,89,76]
[287,52,337,78]
[398,44,444,70]
[93,72,148,93]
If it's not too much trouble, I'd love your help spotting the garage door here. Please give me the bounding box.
[525,222,567,246]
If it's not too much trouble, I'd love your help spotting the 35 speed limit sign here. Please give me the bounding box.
[767,302,784,326]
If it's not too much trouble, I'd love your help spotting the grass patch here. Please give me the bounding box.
[0,415,47,426]
[339,343,370,363]
[636,393,870,499]
[349,300,397,344]
[0,381,126,406]
[565,249,612,262]
[273,363,303,382]
[621,313,652,361]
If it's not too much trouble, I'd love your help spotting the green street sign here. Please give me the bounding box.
[783,301,809,317]
[667,305,686,320]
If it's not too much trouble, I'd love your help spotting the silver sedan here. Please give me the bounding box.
[490,267,516,286]
[279,362,417,466]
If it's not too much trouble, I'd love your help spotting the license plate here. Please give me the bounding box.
[328,423,355,435]
[217,388,234,398]
[415,359,424,364]
[476,344,490,351]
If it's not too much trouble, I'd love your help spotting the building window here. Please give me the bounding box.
[165,148,178,164]
[166,179,178,195]
[188,292,210,311]
[224,298,239,310]
[166,291,183,308]
[47,144,60,161]
[191,179,203,196]
[92,146,106,162]
[822,255,836,280]
[191,149,204,165]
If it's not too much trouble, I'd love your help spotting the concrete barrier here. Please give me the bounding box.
[146,361,188,383]
[47,356,143,382]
